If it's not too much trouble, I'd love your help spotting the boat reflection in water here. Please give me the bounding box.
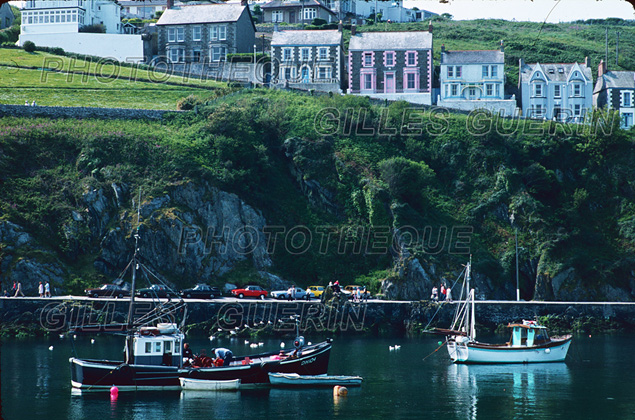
[446,363,572,419]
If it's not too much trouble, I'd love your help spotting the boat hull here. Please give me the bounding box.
[179,378,240,391]
[447,337,573,364]
[70,341,331,391]
[268,373,363,387]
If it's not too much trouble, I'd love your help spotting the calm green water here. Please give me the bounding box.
[2,334,634,420]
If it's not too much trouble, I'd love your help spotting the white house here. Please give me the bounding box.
[18,0,143,63]
[351,0,437,23]
[437,43,517,116]
[519,58,593,123]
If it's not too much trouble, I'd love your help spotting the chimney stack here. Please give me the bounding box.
[241,0,247,5]
[500,39,504,52]
[338,20,343,32]
[519,58,524,68]
[351,23,356,36]
[428,20,433,33]
[441,44,445,53]
[584,56,590,68]
[167,0,174,9]
[598,59,606,77]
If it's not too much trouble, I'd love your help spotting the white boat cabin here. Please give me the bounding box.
[508,321,550,347]
[130,323,184,367]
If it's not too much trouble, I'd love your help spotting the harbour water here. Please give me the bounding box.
[2,333,634,419]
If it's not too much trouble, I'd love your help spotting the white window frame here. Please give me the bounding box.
[572,83,581,97]
[554,84,561,98]
[272,10,283,22]
[491,65,497,77]
[282,48,292,61]
[300,47,310,62]
[211,46,227,62]
[211,25,227,41]
[168,27,176,42]
[317,66,331,80]
[623,91,632,107]
[303,7,316,20]
[192,26,202,42]
[176,27,184,42]
[318,47,328,61]
[534,83,543,97]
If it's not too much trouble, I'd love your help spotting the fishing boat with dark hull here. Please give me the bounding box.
[69,203,332,392]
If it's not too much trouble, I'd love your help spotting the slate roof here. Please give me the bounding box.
[601,71,635,89]
[441,50,504,65]
[271,30,342,46]
[519,62,592,84]
[156,4,246,25]
[261,0,334,14]
[348,31,432,51]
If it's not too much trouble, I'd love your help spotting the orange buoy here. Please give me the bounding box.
[333,385,348,396]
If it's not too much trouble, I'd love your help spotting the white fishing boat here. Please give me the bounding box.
[433,261,573,364]
[179,378,241,391]
[268,373,363,387]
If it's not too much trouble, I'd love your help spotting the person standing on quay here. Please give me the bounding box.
[446,287,452,302]
[45,281,51,298]
[38,281,44,298]
[431,286,438,302]
[14,281,24,297]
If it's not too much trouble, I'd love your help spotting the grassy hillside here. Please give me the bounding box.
[0,49,228,109]
[1,88,633,298]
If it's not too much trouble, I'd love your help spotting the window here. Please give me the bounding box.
[192,26,201,41]
[319,47,328,61]
[317,67,330,79]
[176,27,184,42]
[448,66,453,78]
[363,52,373,67]
[444,84,449,98]
[303,7,316,20]
[363,73,373,90]
[482,65,489,78]
[406,73,416,89]
[193,49,201,62]
[211,46,227,62]
[486,84,493,96]
[406,51,416,66]
[534,104,543,117]
[456,66,462,77]
[169,48,184,63]
[491,66,497,77]
[165,341,172,353]
[554,85,561,98]
[385,51,395,67]
[572,84,581,97]
[623,91,632,107]
[272,10,283,22]
[495,84,500,97]
[573,104,581,117]
[145,342,152,353]
[622,113,633,128]
[211,25,226,41]
[451,84,458,96]
[282,48,292,61]
[283,67,296,80]
[300,47,310,62]
[534,83,543,97]
[155,342,162,353]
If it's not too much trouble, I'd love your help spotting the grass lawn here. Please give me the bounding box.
[0,50,226,109]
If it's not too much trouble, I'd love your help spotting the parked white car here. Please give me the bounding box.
[270,287,314,300]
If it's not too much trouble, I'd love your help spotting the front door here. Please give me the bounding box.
[289,11,295,23]
[385,73,395,93]
[301,67,309,83]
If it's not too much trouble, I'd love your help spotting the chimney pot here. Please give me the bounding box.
[167,0,174,9]
[441,44,445,52]
[428,20,433,33]
[351,23,356,36]
[500,39,504,52]
[338,20,343,32]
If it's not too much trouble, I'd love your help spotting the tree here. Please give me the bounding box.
[23,40,36,53]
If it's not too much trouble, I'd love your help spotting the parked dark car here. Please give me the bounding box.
[136,284,174,298]
[85,284,130,298]
[180,284,221,299]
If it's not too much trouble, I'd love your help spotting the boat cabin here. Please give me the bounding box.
[507,321,550,347]
[128,323,184,367]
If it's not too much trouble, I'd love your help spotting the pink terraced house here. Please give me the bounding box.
[347,26,433,105]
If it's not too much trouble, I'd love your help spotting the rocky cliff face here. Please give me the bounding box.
[0,181,284,294]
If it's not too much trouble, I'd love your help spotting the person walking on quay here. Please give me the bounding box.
[14,281,24,297]
[38,281,44,298]
[446,287,452,302]
[431,286,438,302]
[45,281,51,298]
[440,284,446,301]
[11,282,16,295]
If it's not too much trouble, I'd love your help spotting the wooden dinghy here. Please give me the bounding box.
[268,373,363,387]
[179,377,241,391]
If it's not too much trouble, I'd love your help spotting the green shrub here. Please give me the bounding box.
[176,95,204,110]
[23,40,36,53]
[311,18,327,26]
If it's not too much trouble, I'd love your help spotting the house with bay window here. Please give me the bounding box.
[593,60,635,129]
[17,0,143,62]
[348,28,433,105]
[271,28,344,93]
[156,2,255,65]
[261,0,336,24]
[519,58,593,122]
[437,44,517,115]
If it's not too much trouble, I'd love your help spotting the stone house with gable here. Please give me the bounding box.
[0,2,15,30]
[519,58,593,122]
[261,0,335,24]
[347,27,433,105]
[593,60,635,129]
[156,2,255,64]
[270,28,344,93]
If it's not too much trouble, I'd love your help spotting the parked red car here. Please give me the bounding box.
[231,285,268,300]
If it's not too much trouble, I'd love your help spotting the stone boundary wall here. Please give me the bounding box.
[0,104,181,120]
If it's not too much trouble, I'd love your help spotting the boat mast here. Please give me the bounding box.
[125,190,142,363]
[467,256,475,340]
